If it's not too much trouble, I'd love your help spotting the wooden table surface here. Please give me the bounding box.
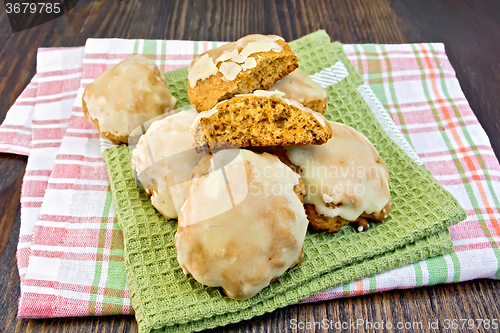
[1,0,500,332]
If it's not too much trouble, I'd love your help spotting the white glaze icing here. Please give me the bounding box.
[188,54,219,88]
[269,70,327,106]
[219,61,242,81]
[175,149,307,300]
[241,57,257,71]
[236,40,283,60]
[83,56,177,139]
[215,49,239,64]
[188,34,285,87]
[131,108,203,219]
[285,121,390,221]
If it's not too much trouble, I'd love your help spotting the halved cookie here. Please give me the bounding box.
[187,34,298,111]
[284,121,391,233]
[191,90,332,152]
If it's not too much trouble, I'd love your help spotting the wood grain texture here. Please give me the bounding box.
[1,0,500,332]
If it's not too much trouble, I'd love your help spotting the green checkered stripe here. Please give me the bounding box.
[88,191,130,315]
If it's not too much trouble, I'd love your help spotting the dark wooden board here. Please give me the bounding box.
[1,0,500,332]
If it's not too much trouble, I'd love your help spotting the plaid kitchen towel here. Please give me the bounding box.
[5,47,86,311]
[0,30,496,322]
[304,43,500,300]
[0,76,36,156]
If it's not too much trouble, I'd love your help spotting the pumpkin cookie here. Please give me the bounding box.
[83,56,177,144]
[131,109,203,219]
[284,121,391,233]
[175,149,308,300]
[187,34,298,111]
[191,90,332,152]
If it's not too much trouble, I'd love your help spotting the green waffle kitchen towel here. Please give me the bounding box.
[102,30,466,333]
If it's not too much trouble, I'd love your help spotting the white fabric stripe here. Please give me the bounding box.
[400,115,478,129]
[82,58,192,66]
[137,39,145,56]
[419,260,430,286]
[455,248,499,281]
[18,266,28,274]
[31,139,63,144]
[37,73,82,83]
[21,285,91,302]
[420,150,497,163]
[383,100,469,112]
[55,160,105,167]
[357,83,423,165]
[31,244,114,253]
[309,61,349,88]
[343,43,447,57]
[35,90,79,101]
[15,96,36,102]
[80,78,94,84]
[0,145,31,153]
[1,103,34,127]
[32,123,69,129]
[433,170,500,181]
[20,196,44,203]
[443,254,456,283]
[452,236,500,247]
[0,128,31,135]
[17,242,32,249]
[30,221,105,230]
[347,53,450,60]
[23,176,50,181]
[65,128,99,134]
[71,110,85,116]
[48,179,109,186]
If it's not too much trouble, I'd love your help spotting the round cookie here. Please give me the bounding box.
[187,34,298,111]
[83,56,177,145]
[175,149,308,300]
[191,90,332,152]
[269,69,328,114]
[284,121,391,233]
[132,108,203,219]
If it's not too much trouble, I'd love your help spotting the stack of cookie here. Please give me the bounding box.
[83,34,391,301]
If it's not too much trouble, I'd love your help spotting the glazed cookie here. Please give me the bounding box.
[187,34,298,111]
[284,121,391,233]
[83,56,177,144]
[191,90,332,152]
[175,149,308,300]
[269,69,328,114]
[131,108,203,219]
